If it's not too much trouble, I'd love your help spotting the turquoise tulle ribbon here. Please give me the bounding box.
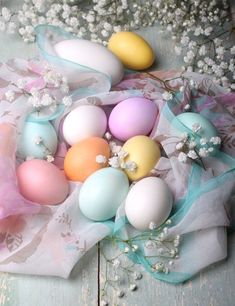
[35,25,112,98]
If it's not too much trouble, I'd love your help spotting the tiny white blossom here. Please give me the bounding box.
[122,160,137,172]
[109,141,122,155]
[5,90,15,102]
[187,150,197,160]
[1,7,11,22]
[178,152,187,163]
[199,45,207,56]
[230,46,235,55]
[132,244,139,251]
[149,222,157,230]
[46,155,54,163]
[108,156,120,168]
[130,284,137,291]
[199,147,209,157]
[184,104,190,111]
[117,150,128,159]
[175,142,184,150]
[162,91,173,101]
[62,96,73,106]
[133,272,142,280]
[188,140,196,149]
[124,246,129,253]
[204,27,213,36]
[200,138,208,145]
[16,79,27,89]
[194,26,203,36]
[96,154,107,164]
[208,147,214,153]
[104,132,112,140]
[179,86,184,92]
[41,93,54,106]
[210,136,221,145]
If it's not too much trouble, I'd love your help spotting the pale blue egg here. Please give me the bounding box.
[175,112,218,140]
[18,121,58,160]
[79,168,129,221]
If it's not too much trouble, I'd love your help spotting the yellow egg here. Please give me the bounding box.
[108,31,155,70]
[122,136,161,181]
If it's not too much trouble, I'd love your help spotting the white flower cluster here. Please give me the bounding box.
[175,127,222,164]
[1,1,234,89]
[108,141,137,172]
[5,66,72,112]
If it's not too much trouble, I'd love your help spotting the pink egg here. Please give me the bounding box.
[17,159,69,205]
[108,97,158,141]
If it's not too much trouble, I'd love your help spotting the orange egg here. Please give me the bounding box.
[64,137,110,182]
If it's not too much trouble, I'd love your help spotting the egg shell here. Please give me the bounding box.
[17,159,69,205]
[64,137,110,182]
[108,97,158,141]
[122,135,161,181]
[62,105,107,146]
[54,39,124,85]
[125,177,173,231]
[108,31,155,70]
[18,121,58,160]
[79,168,129,221]
[175,113,218,140]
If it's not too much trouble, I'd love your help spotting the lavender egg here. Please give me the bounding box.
[108,97,158,141]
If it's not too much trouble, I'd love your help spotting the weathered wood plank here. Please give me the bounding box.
[0,246,98,306]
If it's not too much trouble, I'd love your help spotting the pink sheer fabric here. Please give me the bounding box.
[0,123,40,219]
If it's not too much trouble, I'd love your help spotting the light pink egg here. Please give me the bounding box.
[108,97,158,141]
[17,159,69,205]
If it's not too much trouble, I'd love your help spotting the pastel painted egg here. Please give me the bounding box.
[18,121,58,160]
[79,168,129,221]
[62,105,107,146]
[174,112,220,149]
[108,31,155,70]
[64,137,110,182]
[108,97,158,141]
[54,39,124,85]
[125,177,173,231]
[122,135,161,181]
[17,159,69,205]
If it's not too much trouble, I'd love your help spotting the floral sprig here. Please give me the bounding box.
[3,64,72,114]
[175,128,221,168]
[99,218,180,305]
[96,134,138,172]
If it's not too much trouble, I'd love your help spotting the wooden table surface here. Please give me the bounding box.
[0,1,235,306]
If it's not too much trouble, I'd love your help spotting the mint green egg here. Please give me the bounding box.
[79,168,129,221]
[18,121,58,160]
[175,112,218,140]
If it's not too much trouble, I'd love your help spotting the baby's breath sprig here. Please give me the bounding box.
[1,1,234,89]
[99,218,181,304]
[3,66,72,114]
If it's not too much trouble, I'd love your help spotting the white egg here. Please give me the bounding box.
[54,39,124,85]
[125,177,173,231]
[62,105,107,145]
